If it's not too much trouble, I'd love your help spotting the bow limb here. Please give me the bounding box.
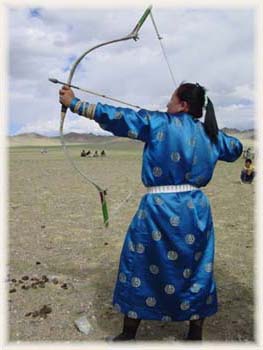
[60,107,109,227]
[60,5,153,227]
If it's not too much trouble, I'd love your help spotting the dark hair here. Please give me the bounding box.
[245,158,252,164]
[176,82,219,144]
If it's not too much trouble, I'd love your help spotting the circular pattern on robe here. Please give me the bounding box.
[128,311,138,319]
[131,277,141,288]
[154,196,164,205]
[206,295,213,304]
[180,301,190,311]
[164,284,175,295]
[128,130,138,139]
[153,167,163,177]
[187,200,194,209]
[188,137,196,147]
[167,250,178,260]
[114,303,121,312]
[161,315,172,322]
[136,243,145,254]
[156,131,165,141]
[174,118,182,127]
[128,240,135,252]
[185,234,195,245]
[190,283,201,293]
[170,215,180,227]
[152,230,162,241]
[205,263,213,272]
[149,264,159,274]
[194,251,202,261]
[119,272,126,283]
[171,152,181,162]
[183,268,192,278]
[190,314,200,320]
[137,209,146,219]
[114,112,123,119]
[146,297,157,307]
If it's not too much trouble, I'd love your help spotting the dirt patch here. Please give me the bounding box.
[7,142,254,342]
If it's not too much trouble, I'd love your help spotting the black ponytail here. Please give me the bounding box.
[176,82,219,144]
[204,97,218,144]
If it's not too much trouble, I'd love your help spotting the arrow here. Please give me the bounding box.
[49,77,142,109]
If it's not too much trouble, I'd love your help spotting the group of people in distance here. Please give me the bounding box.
[80,149,106,157]
[80,147,255,183]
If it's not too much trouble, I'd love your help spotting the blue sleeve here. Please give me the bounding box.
[93,103,151,142]
[69,98,151,143]
[217,131,243,162]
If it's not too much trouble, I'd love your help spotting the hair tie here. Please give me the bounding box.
[196,82,208,108]
[204,93,209,108]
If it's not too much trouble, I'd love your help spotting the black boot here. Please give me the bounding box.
[186,318,205,340]
[112,315,141,341]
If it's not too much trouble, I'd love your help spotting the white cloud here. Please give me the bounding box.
[8,6,255,135]
[17,116,111,136]
[216,103,254,130]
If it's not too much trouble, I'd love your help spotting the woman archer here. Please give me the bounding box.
[59,82,243,341]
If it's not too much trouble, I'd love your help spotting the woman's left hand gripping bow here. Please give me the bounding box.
[59,85,75,108]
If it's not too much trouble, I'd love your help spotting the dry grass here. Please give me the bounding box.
[7,139,254,342]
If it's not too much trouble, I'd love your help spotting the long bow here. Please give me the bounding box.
[55,5,153,228]
[50,5,176,228]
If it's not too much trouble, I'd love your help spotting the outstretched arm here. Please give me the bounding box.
[59,85,151,143]
[217,131,243,162]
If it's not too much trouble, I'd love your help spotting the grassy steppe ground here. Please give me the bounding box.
[7,137,254,342]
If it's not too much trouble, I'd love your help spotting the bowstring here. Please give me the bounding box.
[107,10,178,227]
[149,11,177,88]
[96,8,178,228]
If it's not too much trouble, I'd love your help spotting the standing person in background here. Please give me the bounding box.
[59,82,243,341]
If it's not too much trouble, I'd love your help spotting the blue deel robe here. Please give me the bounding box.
[92,103,243,321]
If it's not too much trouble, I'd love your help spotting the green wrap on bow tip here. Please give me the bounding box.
[99,190,109,227]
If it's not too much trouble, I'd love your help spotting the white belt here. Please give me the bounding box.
[146,184,198,194]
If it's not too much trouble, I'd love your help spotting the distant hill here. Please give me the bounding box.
[8,132,128,147]
[8,133,59,146]
[221,128,254,139]
[221,127,240,134]
[8,128,255,146]
[50,132,117,143]
[13,132,47,139]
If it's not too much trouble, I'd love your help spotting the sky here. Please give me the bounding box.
[7,4,255,136]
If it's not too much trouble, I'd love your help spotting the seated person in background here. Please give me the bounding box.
[101,150,106,157]
[93,150,99,157]
[86,150,91,156]
[240,158,255,184]
[81,149,86,157]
